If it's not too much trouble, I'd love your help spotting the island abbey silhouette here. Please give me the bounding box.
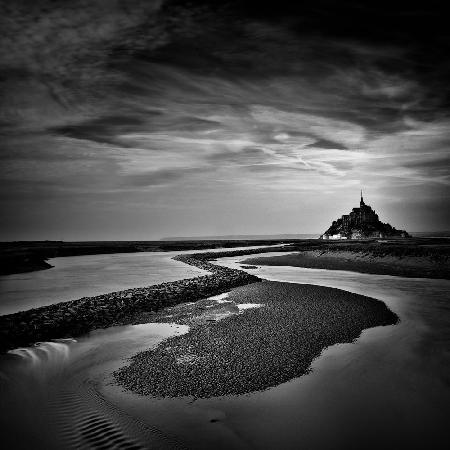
[320,191,409,240]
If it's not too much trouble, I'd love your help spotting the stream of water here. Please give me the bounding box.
[0,245,277,315]
[0,250,448,449]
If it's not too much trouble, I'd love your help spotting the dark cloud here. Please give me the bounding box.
[403,155,450,174]
[51,112,222,147]
[51,114,152,147]
[305,139,348,150]
[0,145,104,163]
[158,117,221,132]
[122,167,212,187]
[245,163,313,174]
[0,0,167,129]
[2,0,446,136]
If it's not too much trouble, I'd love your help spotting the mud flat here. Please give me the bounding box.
[242,248,450,279]
[114,281,398,398]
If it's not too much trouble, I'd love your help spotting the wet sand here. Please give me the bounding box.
[0,323,190,450]
[114,281,397,398]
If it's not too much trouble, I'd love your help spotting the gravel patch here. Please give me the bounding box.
[114,281,398,398]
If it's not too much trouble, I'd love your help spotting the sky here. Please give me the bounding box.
[1,0,449,240]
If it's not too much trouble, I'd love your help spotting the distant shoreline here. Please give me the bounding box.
[2,236,449,277]
[0,239,298,276]
[242,248,450,280]
[160,234,319,241]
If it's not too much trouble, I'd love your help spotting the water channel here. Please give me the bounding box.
[0,249,448,449]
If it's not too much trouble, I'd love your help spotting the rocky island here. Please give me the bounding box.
[320,192,409,240]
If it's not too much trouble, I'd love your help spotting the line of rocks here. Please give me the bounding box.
[0,250,268,353]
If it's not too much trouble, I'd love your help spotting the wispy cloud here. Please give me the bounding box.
[1,0,449,238]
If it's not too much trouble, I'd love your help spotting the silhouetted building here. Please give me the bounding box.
[320,192,409,240]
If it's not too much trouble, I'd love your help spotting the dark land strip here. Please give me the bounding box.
[114,281,398,398]
[2,238,448,279]
[0,248,293,353]
[242,246,450,280]
[0,239,297,275]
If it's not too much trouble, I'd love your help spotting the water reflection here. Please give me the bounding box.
[193,254,450,450]
[0,245,276,315]
[1,248,448,450]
